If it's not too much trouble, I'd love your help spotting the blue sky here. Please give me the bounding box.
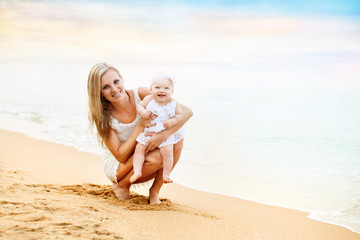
[179,0,360,15]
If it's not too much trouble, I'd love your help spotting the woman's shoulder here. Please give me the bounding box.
[137,87,150,100]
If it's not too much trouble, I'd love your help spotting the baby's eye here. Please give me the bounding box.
[155,86,160,89]
[165,87,169,90]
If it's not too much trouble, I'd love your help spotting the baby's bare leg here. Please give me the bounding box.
[159,144,174,183]
[130,143,146,183]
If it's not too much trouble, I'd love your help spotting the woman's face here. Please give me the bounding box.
[101,69,125,103]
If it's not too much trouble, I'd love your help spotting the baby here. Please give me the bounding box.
[130,72,185,184]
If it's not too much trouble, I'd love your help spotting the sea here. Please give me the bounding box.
[0,0,359,234]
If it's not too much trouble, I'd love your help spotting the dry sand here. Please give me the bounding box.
[0,129,359,240]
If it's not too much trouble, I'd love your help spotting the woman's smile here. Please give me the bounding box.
[112,91,121,97]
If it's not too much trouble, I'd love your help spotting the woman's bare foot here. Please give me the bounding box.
[149,190,161,204]
[163,175,173,184]
[129,172,142,184]
[112,183,130,200]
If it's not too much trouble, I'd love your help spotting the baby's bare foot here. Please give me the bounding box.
[149,190,161,205]
[112,183,130,200]
[129,172,142,184]
[163,175,173,184]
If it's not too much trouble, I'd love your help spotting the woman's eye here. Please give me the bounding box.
[103,85,109,90]
[114,79,120,84]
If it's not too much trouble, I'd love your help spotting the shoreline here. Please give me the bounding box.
[0,129,359,239]
[173,180,360,235]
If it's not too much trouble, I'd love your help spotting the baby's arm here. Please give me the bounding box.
[163,101,183,128]
[137,95,153,119]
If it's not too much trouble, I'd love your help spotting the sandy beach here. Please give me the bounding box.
[0,129,358,240]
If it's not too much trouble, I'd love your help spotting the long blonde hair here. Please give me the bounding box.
[87,63,123,146]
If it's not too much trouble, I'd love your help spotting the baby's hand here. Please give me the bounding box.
[141,111,152,119]
[163,119,173,129]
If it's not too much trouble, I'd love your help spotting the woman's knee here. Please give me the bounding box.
[144,150,162,167]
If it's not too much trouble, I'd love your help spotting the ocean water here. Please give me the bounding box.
[0,0,360,233]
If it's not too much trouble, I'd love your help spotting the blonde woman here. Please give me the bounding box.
[88,63,192,204]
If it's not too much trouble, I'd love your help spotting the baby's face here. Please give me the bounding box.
[150,77,174,104]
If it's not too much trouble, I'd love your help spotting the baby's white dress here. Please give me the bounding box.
[136,99,185,148]
[102,88,141,183]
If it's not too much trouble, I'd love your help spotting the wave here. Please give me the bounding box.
[309,199,360,234]
[0,107,102,155]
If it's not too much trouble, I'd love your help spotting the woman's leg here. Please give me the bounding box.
[113,139,184,201]
[113,150,163,200]
[148,168,163,204]
[129,143,146,183]
[159,145,174,183]
[112,155,134,200]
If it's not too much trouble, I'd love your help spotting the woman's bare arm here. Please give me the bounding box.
[103,124,145,164]
[104,114,156,163]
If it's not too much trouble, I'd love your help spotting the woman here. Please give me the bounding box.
[87,63,193,204]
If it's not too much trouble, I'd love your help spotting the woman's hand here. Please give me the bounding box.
[144,131,167,154]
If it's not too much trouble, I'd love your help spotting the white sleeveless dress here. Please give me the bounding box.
[102,88,141,183]
[136,99,185,148]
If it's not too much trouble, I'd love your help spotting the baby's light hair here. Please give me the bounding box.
[150,71,178,88]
